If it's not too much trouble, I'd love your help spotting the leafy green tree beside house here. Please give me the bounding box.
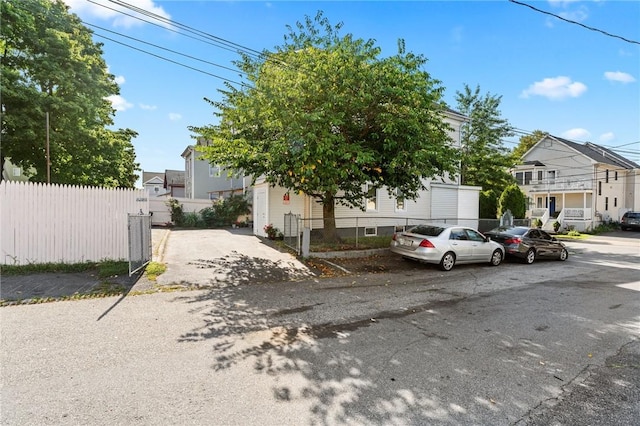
[190,13,460,242]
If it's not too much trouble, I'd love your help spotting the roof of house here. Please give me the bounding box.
[142,171,165,184]
[550,136,639,169]
[164,169,185,188]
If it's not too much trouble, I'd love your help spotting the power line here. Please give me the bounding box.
[508,0,640,45]
[86,22,244,76]
[92,33,247,87]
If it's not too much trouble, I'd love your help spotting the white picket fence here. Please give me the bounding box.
[0,181,149,265]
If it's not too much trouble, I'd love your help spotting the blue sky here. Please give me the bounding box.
[64,0,640,183]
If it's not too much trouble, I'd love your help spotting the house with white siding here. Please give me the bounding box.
[252,109,482,238]
[511,135,640,231]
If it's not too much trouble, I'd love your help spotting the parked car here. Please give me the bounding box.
[620,211,640,231]
[390,224,504,271]
[484,226,568,264]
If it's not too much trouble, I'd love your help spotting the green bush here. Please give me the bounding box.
[166,198,184,226]
[498,184,527,218]
[182,211,203,228]
[480,189,498,218]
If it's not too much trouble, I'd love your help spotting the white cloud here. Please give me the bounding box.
[562,128,591,140]
[599,132,615,143]
[520,76,587,100]
[106,95,133,111]
[169,113,182,121]
[114,75,126,85]
[63,0,171,29]
[140,104,158,111]
[604,71,636,84]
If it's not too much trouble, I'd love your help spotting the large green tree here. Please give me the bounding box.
[0,0,139,187]
[512,129,549,160]
[456,84,515,194]
[190,13,460,241]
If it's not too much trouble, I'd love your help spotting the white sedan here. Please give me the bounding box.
[390,224,505,271]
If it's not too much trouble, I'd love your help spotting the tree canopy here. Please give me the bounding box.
[455,84,515,195]
[190,13,460,241]
[0,0,139,187]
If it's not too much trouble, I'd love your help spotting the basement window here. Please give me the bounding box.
[364,227,377,237]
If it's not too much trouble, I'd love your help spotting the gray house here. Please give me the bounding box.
[181,138,247,200]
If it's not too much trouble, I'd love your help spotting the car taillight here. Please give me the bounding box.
[419,239,435,248]
[504,237,522,245]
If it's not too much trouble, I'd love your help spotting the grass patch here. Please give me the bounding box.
[310,235,392,252]
[145,262,167,281]
[1,260,129,277]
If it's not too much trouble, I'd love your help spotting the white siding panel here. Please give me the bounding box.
[431,185,458,219]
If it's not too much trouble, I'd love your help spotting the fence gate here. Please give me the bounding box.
[283,212,301,254]
[128,214,152,276]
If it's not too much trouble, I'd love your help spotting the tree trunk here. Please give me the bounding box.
[322,191,341,243]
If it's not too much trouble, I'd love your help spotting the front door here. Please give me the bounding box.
[549,196,556,216]
[255,188,267,236]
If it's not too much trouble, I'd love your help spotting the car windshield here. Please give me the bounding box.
[624,212,640,218]
[490,227,528,236]
[408,225,445,237]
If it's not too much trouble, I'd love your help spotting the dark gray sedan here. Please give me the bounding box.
[484,226,568,264]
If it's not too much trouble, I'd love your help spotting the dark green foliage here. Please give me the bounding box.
[211,194,251,226]
[455,84,515,195]
[479,189,498,218]
[0,0,139,187]
[498,184,527,219]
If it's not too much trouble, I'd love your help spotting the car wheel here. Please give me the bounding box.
[559,248,568,261]
[524,248,536,264]
[489,249,503,266]
[440,252,456,271]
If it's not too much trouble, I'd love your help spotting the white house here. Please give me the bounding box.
[512,135,640,231]
[252,109,482,238]
[142,171,166,197]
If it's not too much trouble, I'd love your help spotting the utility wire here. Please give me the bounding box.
[92,32,247,87]
[509,0,640,45]
[86,22,244,76]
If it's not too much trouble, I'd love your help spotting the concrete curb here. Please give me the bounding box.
[307,248,390,259]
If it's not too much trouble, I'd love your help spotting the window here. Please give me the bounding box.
[605,169,609,183]
[364,227,377,236]
[12,167,21,177]
[615,171,618,181]
[395,188,406,212]
[537,170,543,182]
[605,197,609,211]
[464,229,486,242]
[598,181,602,196]
[524,171,532,185]
[365,185,377,211]
[614,197,617,207]
[209,164,221,178]
[547,170,556,183]
[537,197,543,208]
[154,186,159,193]
[515,172,524,185]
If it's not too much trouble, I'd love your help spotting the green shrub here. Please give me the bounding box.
[166,198,184,226]
[498,184,527,218]
[182,211,203,228]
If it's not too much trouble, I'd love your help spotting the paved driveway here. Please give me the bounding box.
[154,228,315,288]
